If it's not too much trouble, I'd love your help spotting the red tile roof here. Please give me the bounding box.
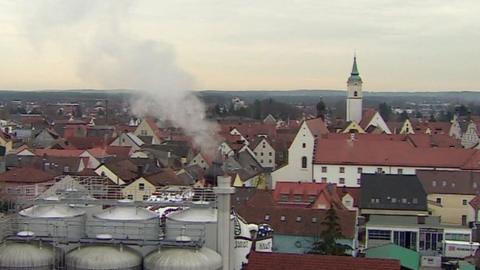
[34,149,84,157]
[313,138,480,169]
[305,118,329,137]
[236,191,356,238]
[273,182,344,209]
[67,137,106,150]
[245,252,400,270]
[359,108,378,129]
[0,167,58,183]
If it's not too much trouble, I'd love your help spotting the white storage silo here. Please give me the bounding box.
[0,242,54,270]
[87,200,160,241]
[66,244,142,270]
[144,247,221,270]
[18,201,86,240]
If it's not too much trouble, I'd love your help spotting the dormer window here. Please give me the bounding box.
[264,214,270,221]
[280,216,286,221]
[354,91,358,97]
[312,217,317,223]
[296,216,302,222]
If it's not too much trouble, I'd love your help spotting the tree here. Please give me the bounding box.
[378,102,392,121]
[398,111,409,122]
[455,104,470,117]
[429,114,436,122]
[309,208,348,255]
[316,99,326,120]
[415,111,423,119]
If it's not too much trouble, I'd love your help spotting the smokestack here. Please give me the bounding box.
[214,175,235,270]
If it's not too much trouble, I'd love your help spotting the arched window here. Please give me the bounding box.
[354,91,358,97]
[301,156,307,168]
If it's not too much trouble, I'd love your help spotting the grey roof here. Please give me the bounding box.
[360,174,427,211]
[417,169,480,195]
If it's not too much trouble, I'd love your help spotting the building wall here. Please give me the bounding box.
[313,164,458,187]
[272,234,353,254]
[110,133,141,151]
[134,119,161,144]
[188,153,209,171]
[271,121,314,188]
[365,113,392,134]
[346,98,362,124]
[428,194,476,225]
[253,139,275,169]
[122,177,156,201]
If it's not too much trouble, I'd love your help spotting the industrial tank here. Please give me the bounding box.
[166,207,231,251]
[87,200,160,240]
[0,242,54,270]
[144,247,221,270]
[18,199,86,240]
[66,244,142,270]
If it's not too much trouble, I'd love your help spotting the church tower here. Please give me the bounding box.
[346,56,363,123]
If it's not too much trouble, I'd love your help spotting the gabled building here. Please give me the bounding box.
[271,117,328,188]
[109,132,144,151]
[273,181,345,210]
[251,136,276,169]
[417,170,480,226]
[133,117,163,144]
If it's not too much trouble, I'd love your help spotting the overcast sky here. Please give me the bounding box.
[0,0,479,91]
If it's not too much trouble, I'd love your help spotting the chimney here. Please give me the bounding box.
[214,175,235,270]
[137,165,144,177]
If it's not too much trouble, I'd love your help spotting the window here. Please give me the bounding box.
[357,167,363,174]
[412,198,418,204]
[294,195,303,202]
[321,167,327,173]
[302,143,306,148]
[397,168,403,174]
[308,195,316,202]
[368,230,391,240]
[432,181,437,187]
[401,198,407,204]
[254,152,257,156]
[269,152,272,156]
[339,167,345,173]
[260,152,264,156]
[474,182,478,189]
[280,216,286,221]
[436,198,442,204]
[143,195,149,201]
[264,215,270,221]
[321,177,327,183]
[301,156,307,168]
[391,198,397,203]
[269,159,272,163]
[394,231,417,250]
[357,178,361,185]
[296,216,302,222]
[463,199,468,206]
[312,217,317,223]
[354,91,358,97]
[260,160,264,163]
[139,183,145,191]
[377,168,383,173]
[442,181,447,187]
[339,178,345,184]
[127,195,133,200]
[280,194,289,202]
[445,233,470,241]
[462,215,467,226]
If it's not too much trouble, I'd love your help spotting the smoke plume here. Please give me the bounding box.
[22,0,220,154]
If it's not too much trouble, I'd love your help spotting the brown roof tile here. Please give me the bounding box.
[246,251,400,270]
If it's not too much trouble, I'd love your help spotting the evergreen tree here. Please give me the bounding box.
[309,208,348,255]
[378,102,392,121]
[316,99,326,120]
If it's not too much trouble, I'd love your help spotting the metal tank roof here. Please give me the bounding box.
[66,245,142,270]
[0,242,54,269]
[19,204,85,218]
[94,206,157,221]
[144,247,222,270]
[167,208,217,223]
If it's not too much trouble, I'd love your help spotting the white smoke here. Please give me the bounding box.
[21,0,220,154]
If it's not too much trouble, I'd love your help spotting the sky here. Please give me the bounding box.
[0,0,479,92]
